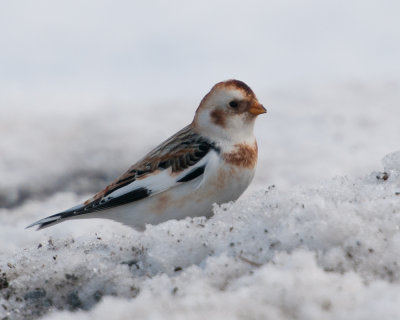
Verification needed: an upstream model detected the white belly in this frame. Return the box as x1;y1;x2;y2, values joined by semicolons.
98;158;255;230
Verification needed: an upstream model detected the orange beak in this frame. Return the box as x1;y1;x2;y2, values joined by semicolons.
249;102;267;116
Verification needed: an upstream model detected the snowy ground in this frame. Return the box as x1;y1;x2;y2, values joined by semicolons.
1;1;400;319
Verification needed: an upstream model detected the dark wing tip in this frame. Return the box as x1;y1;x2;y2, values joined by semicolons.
97;187;150;209
25;187;152;231
26;213;65;230
177;165;206;183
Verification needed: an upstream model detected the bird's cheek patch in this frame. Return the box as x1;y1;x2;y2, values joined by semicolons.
210;109;227;128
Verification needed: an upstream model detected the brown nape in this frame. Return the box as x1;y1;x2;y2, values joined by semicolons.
210;109;226;128
223;142;258;168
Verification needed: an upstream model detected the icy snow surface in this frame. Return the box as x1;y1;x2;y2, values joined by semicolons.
1;151;400;320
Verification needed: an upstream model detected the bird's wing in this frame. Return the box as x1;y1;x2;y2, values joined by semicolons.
27;126;221;229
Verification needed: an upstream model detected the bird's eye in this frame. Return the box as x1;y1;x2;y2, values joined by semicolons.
229;101;238;108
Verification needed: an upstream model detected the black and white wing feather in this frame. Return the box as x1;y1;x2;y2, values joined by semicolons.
27;126;220;229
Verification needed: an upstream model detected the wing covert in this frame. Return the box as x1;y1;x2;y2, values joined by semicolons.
71;126;220;215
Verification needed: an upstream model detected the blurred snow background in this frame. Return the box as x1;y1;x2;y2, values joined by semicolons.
1;0;400;319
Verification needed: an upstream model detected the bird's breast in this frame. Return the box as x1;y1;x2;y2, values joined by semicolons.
222;141;258;169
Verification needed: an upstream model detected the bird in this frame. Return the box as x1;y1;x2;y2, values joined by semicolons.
27;80;266;230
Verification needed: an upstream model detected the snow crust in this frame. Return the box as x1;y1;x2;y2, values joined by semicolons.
1;150;400;319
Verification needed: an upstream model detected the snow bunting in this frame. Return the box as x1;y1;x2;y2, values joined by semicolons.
27;80;266;230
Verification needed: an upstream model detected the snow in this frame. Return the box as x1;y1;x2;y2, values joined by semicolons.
1;0;400;319
1;152;400;320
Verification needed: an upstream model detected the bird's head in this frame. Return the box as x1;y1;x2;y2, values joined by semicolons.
192;80;266;142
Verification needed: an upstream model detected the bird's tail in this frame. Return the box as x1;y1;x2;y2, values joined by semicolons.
26;203;86;230
26;212;69;230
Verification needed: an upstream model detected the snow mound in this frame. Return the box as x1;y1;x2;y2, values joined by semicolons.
382;150;400;173
1;152;400;319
